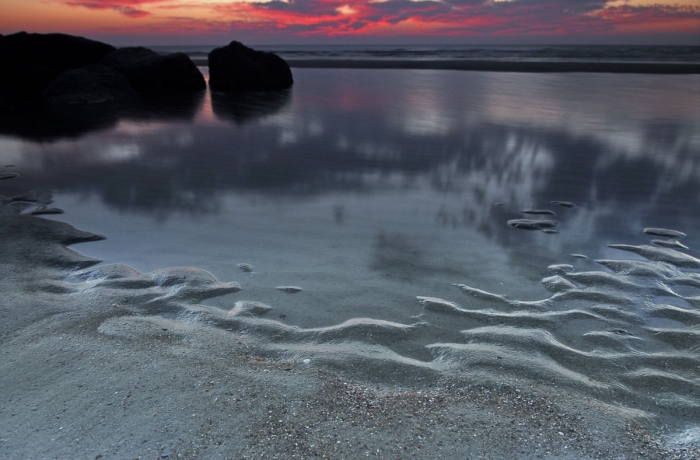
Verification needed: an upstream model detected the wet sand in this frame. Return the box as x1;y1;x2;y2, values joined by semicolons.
190;58;700;74
2;184;700;459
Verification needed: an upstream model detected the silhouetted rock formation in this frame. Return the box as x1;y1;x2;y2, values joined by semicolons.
0;31;115;73
208;41;293;91
0;32;205;109
0;32;115;107
102;47;205;94
43;64;136;106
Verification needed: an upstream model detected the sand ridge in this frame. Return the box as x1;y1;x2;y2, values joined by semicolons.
1;188;699;458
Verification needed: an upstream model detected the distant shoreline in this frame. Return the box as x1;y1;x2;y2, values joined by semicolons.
191;57;700;74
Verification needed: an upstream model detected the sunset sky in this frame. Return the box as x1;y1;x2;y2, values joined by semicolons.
1;0;699;46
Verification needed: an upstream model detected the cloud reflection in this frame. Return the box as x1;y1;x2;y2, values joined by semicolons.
1;69;699;256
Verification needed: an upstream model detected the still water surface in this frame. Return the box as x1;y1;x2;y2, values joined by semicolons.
2;69;699;426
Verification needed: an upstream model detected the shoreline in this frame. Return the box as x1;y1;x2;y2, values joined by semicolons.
2;180;700;457
191;58;700;74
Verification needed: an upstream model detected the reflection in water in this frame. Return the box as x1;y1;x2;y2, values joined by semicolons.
211;89;291;125
2;68;700;429
1;69;699;257
0;91;206;142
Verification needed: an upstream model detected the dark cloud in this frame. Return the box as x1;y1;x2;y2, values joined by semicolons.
62;0;700;42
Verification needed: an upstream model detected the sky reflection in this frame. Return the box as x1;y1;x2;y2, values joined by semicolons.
1;69;699;277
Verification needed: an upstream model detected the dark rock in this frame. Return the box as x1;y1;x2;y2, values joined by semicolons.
208;41;293;91
0;32;115;108
102;47;205;94
0;32;204;113
43;64;136;105
0;31;115;73
1;64;63;107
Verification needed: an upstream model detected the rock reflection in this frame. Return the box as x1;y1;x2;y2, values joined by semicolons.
1;71;699;257
211;89;291;125
0;90;205;141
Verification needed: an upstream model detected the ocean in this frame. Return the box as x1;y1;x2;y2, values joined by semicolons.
151;44;700;64
2;44;700;454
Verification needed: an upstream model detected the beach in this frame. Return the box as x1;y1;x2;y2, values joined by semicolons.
1;197;698;459
2;58;700;458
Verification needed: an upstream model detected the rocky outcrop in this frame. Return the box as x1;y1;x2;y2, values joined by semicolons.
43;64;136;106
0;31;115;73
0;32;116;107
208;41;293;91
102;47;205;94
0;32;205;109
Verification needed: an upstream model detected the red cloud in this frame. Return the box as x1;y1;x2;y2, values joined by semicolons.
61;0;700;40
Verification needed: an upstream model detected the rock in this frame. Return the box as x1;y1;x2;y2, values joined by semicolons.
0;31;115;73
1;65;62;106
43;64;136;105
102;47;205;94
208;41;293;91
0;32;115;107
0;33;206;110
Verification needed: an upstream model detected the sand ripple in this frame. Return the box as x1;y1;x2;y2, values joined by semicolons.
82;238;700;423
5;197;698;430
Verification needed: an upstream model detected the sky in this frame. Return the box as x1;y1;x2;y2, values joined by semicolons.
1;0;699;46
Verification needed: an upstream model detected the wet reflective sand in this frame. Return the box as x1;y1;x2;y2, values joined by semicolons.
1;69;699;456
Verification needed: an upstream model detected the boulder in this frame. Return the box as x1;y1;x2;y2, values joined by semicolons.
102;47;205;94
0;31;116;73
208;41;293;91
0;32;205;109
0;31;116;108
2;65;61;106
43;64;136;105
